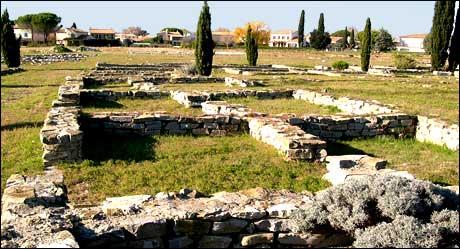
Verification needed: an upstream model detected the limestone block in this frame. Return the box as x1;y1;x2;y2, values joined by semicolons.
212;219;248;234
240;233;274;246
101;195;153;216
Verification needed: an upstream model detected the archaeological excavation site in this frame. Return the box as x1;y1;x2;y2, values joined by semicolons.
2;1;460;248
2;59;459;248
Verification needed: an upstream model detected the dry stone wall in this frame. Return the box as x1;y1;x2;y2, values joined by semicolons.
171;89;294;108
416;116;459;150
288;113;417;141
293;89;396;115
40;79;83;167
1;171;355;248
22;53;88;64
80;112;248;137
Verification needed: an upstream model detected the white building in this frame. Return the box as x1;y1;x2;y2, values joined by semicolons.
56;27;89;45
13;25;55;44
269;29;305;48
396;34;427;53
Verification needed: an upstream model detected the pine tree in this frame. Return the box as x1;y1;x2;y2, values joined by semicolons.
195;1;214;76
431;1;456;70
361;18;372;72
245;25;258;66
342;26;348;48
298;10;305;48
318;13;325;34
447;2;459;72
350;29;356;48
1;9;21;68
374;29;394;52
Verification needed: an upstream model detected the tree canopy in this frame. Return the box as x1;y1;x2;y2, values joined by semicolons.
123;26;149;36
233;21;270;45
30;12;61;43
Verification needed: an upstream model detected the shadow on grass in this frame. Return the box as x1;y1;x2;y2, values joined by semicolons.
81;99;124;109
82;133;157;163
1;121;44;131
326;141;376;157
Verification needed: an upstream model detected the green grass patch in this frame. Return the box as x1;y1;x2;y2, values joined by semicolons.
226;97;341;116
61;134;329;204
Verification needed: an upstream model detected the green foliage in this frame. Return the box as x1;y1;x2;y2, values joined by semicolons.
332;60;350;70
145;35;164;44
1;9;21;68
309;30;331;50
423;32;432;55
245;25;258;66
298;10;305;48
318;13;325;34
331;29;347;37
374;28;394;52
360;18;372;71
430;1;456;70
393;53;417;69
194;1;214;76
350;29;356;48
161;27;184;35
358;29;380;48
31;12;61;43
53;45;72;53
447;4;460;72
341;26;349;48
309;13;331;50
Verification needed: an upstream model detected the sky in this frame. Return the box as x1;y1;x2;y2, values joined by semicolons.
0;1;456;37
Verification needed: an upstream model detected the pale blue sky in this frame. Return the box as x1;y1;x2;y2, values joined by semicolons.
1;1;456;37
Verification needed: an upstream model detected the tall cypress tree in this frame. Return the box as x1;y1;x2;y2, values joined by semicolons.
342;26;348;48
361;18;372;72
350;29;356;48
1;9;21;68
447;2;459;72
318;13;325;34
245;25;258;66
195;1;214;76
431;1;456;70
298;10;305;48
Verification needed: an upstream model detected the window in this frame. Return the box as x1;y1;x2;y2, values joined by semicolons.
23;32;28;38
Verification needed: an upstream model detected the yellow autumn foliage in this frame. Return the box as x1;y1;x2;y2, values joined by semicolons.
233;21;271;45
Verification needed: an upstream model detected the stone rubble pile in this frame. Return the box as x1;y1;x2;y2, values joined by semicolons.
202;101;267;118
249;117;327;161
322;155;414;185
367;68;395;77
432;71;453;76
80;112;248;136
22;53;88;64
1;170;78;248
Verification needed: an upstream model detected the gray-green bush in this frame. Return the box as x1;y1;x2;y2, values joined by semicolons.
332;60;349;70
289;176;459;248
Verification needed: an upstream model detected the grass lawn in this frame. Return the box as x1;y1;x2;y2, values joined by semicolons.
61;134;329;204
226;97;341;116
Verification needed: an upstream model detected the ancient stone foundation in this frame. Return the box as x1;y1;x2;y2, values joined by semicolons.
80;112;248;137
22;53;88;64
416;116;459;151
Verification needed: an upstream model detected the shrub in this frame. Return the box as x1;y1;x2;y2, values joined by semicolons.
332;60;349;70
393;53;417;69
289;176;459;247
53;45;72;53
353;215;441;248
